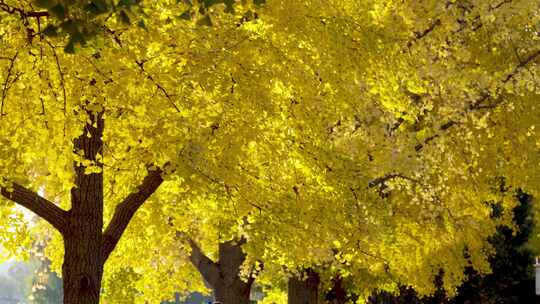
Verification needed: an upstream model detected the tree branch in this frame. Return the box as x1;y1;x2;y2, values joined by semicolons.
101;167;164;261
470;49;540;110
0;1;48;25
188;238;221;287
135;60;181;113
1;51;19;117
368;173;418;188
407;19;441;47
0;182;68;233
414;48;540;152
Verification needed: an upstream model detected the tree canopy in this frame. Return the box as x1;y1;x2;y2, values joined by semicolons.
0;0;538;303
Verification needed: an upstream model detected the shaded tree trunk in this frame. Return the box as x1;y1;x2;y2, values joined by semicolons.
325;276;347;304
62;236;103;304
288;269;320;304
189;238;254;304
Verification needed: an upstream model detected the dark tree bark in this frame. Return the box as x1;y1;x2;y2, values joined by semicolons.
1;108;165;304
62;110;105;304
0;183;68;233
101;166;165;262
189;238;254;304
288;269;320;304
325;276;347;304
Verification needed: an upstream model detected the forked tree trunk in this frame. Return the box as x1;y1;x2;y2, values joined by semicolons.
189;239;254;304
288;269;320;304
1;107;165;304
63;109;164;304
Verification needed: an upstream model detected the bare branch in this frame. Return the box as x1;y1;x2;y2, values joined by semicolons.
26;11;48;18
490;0;512;10
101;167;164;261
470;49;540;110
0;1;27;20
0;182;68;233
407;19;441;47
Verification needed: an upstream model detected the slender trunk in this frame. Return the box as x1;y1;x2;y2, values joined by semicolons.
288;269;320;304
189;239;254;304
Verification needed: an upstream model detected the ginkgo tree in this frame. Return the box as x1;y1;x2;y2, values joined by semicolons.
0;1;280;304
92;0;540;303
253;0;540;301
265;0;540;301
0;0;539;304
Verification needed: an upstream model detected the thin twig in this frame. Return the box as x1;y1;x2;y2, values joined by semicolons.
135;59;181;113
1;51;19;117
45;40;67;135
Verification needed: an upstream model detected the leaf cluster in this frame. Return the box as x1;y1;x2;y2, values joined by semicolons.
33;0;143;52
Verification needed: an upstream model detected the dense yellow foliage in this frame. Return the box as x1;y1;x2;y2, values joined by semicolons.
0;0;538;302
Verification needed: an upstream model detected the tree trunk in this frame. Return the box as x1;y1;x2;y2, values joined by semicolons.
189;239;254;304
288;269;320;304
0;105;165;304
61;108;164;303
213;282;251;304
62;236;103;304
62;110;105;304
325;276;347;304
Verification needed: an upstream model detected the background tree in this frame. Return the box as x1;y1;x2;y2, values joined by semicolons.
368;190;538;304
27;254;63;304
452;190;537;304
